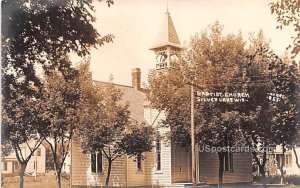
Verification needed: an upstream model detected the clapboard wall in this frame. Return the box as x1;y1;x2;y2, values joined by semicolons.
199;151;253;184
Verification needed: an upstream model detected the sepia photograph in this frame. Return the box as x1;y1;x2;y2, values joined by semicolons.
1;0;299;187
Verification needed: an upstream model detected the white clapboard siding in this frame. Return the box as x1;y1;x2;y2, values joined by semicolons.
144;107;172;187
71;139;127;187
126;154;147;186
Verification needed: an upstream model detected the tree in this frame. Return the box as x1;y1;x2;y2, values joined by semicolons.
148;22;298;184
1;121;13;188
1;0;114;114
79;83;155;187
1;1;114;187
1;0;114;95
41;62;86;188
241;105;277;178
239;31;278;178
148;22;250;184
268;56;300;183
2;87;48;188
44;143;55;172
1;124;13;158
270;0;300;59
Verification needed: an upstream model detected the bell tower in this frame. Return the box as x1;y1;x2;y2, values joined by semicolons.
149;7;183;71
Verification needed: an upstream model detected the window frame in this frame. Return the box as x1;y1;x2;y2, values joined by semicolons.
13;161;19;171
136;154;143;172
285;153;292;167
96;152;103;173
155;138;162;172
224;152;233;171
3;162;8;171
91;151;103;174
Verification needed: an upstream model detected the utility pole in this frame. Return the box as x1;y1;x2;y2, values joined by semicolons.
191;85;196;187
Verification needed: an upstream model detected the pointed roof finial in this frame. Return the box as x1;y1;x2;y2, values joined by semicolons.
166;0;169;14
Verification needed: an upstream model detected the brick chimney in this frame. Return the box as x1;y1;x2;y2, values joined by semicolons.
132;68;141;90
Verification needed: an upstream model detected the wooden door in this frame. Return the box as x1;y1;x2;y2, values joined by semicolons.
172;147;192;183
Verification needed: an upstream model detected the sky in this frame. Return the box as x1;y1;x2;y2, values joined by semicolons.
73;0;295;86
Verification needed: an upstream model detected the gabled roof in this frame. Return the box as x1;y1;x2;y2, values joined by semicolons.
94;81;147;124
150;10;182;50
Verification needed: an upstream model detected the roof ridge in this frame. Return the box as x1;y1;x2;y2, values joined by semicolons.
93;80;133;88
93;80;147;93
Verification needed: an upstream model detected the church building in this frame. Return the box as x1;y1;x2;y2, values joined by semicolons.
70;8;253;188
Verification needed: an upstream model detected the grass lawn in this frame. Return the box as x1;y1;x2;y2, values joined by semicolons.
2;174;70;188
4;181;70;188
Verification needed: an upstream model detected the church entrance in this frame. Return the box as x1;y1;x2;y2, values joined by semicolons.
171;146;192;183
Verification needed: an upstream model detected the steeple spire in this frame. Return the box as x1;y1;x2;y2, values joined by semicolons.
149;6;183;71
149;8;182;50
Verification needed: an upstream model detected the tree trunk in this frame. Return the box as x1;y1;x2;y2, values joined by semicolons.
292;145;300;169
258;164;266;178
252;148;267;177
106;159;113;188
54;156;62;188
57;171;62;188
217;152;225;186
260;150;267;178
19;163;27;188
280;144;286;184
